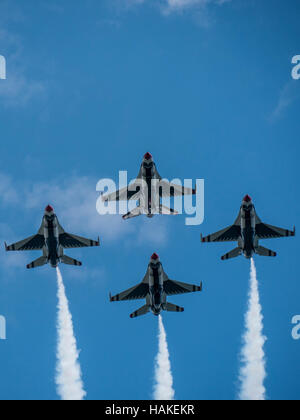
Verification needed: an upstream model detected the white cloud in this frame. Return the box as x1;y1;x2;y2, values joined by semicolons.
0;223;28;274
12;175;134;241
0;173;19;205
270;81;300;122
119;0;231;15
0;173;169;247
0;11;47;106
0;173;169;275
163;0;209;13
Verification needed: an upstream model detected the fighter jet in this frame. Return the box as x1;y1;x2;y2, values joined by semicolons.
101;153;196;220
5;205;100;269
110;253;202;318
201;195;295;260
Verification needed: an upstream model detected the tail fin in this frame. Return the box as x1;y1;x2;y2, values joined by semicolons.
27;256;48;269
164;302;184;313
60;255;82;266
159;205;178;215
130;305;150;319
221;247;242;261
256;246;277;257
123;207;141;220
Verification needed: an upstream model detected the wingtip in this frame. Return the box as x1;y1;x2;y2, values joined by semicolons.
109;293;113;302
293;226;296;236
4;242;8;252
200;282;203;292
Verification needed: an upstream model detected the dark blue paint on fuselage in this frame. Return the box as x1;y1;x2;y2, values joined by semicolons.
241;205;255;259
149;264;163;316
46;217;59;268
143;162;155;218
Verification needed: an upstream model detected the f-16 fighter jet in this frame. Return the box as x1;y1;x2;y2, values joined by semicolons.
101;153;196;220
110;253;202;318
5;205;100;269
201;195;295;260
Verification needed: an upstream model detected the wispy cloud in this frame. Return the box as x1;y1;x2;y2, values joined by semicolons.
0;5;47;107
0;223;28;275
269;81;300;122
0;173;169;249
162;0;231;14
115;0;231;16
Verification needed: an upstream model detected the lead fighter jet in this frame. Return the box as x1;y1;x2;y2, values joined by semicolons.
110;253;202;318
102;153;196;220
5;205;100;269
201;195;295;260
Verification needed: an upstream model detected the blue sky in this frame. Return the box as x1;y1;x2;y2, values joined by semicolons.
0;0;299;400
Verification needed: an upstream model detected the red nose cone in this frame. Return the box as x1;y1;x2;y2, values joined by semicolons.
45;205;54;213
144;152;153;161
243;195;252;203
151;253;159;261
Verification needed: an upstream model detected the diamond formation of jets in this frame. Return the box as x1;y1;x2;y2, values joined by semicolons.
110;253;202;318
201;195;295;260
102;153;196;220
5;205;100;269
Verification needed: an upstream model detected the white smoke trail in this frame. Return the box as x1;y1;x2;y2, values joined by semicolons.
154;315;175;400
55;267;86;401
239;258;267;400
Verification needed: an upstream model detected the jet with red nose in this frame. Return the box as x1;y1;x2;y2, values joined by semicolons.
101;153;196;220
110;253;202;318
201;195;295;260
5;205;100;269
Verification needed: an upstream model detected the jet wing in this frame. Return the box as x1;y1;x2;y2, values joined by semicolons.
5;234;45;251
159;180;196;197
164;279;202;296
202;213;241;243
110;283;149;302
201;225;241;243
5;222;45;251
255;223;295;240
101;183;142;202
59;233;100;249
110;271;149;301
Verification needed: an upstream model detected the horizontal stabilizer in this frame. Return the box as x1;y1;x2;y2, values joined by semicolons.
130;305;150;319
221;247;242;261
27;256;48;269
164;302;184;313
256;246;277;257
60;255;82;266
123;207;141;220
159;205;178;215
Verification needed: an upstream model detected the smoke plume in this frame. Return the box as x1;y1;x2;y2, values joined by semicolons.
55;267;86;401
239;258;267;400
154;315;175;400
